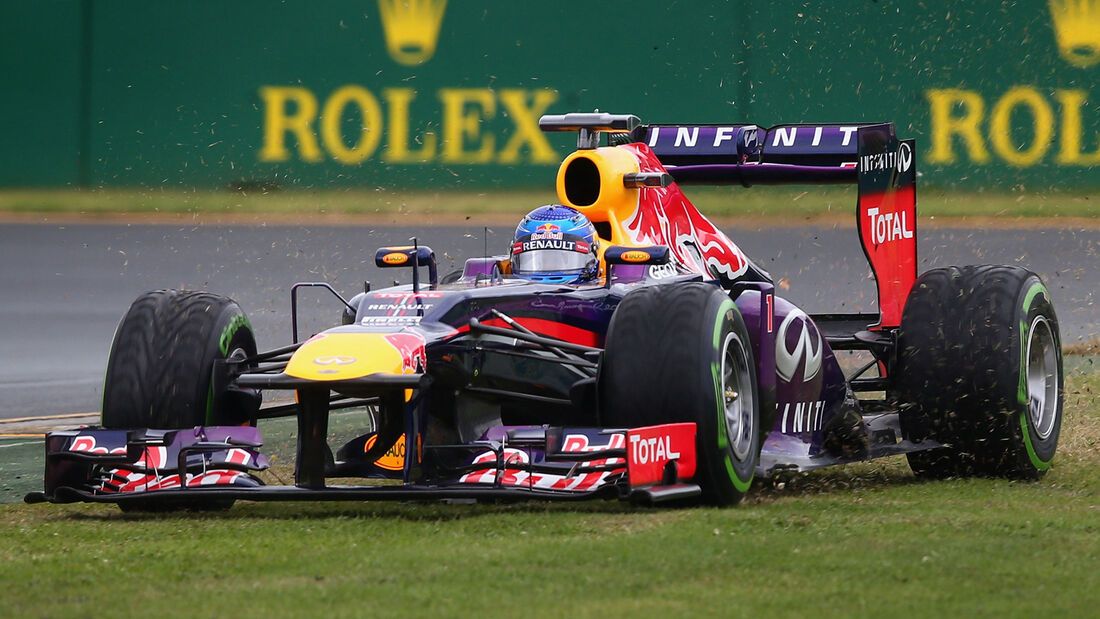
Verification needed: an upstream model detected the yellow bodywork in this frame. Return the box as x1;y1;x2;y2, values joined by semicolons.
555;146;642;246
285;332;413;381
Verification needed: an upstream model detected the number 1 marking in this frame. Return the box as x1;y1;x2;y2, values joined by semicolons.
765;293;774;333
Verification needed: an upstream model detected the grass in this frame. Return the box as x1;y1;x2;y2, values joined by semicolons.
0;182;1095;613
1;187;1098;222
0;363;1096;616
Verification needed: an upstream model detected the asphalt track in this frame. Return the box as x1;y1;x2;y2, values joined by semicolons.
1;220;1097;422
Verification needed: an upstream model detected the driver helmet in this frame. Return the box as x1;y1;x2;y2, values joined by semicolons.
510;205;600;284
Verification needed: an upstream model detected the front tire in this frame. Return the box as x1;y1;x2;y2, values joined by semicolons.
102;289;260;429
894;266;1063;479
599;283;759;506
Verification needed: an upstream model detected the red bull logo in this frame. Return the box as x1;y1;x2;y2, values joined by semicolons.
530;222;563;240
383;332;427;373
69;435;126;455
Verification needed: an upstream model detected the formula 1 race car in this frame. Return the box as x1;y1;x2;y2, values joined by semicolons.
27;113;1064;510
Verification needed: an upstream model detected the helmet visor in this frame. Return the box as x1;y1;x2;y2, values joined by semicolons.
512;248;593;274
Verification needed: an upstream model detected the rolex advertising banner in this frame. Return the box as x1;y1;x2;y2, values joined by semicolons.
1;1;1097;190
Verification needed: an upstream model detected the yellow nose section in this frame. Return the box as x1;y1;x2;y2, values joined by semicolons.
285;332;426;381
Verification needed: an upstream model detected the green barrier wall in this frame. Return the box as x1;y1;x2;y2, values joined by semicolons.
2;1;1097;189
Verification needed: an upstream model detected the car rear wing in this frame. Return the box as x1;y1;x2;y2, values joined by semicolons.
654;121;918;328
633;122;902;185
541;114;882;184
540;113;917;329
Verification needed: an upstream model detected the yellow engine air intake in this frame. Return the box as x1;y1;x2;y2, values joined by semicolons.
285;332;423;381
555;146;642;246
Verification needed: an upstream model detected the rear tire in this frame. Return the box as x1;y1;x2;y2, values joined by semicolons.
894;266;1062;479
599;283;759;506
102;290;260;429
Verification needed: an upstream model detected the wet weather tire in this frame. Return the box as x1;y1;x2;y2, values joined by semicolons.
599;283;759;506
894;266;1062;479
102;289;260;429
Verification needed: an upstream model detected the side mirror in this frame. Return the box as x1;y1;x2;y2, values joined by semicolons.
374;245;437;291
603;245;671;267
603;245;671;288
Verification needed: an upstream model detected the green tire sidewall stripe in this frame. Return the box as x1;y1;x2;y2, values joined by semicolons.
712;297;752;493
207;310;251;425
219;312;252;356
1020;406;1052;471
1018;281;1053;471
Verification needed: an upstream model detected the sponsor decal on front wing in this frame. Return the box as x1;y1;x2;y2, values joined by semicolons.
99;446;253;493
459;432;626;491
625;423;696;487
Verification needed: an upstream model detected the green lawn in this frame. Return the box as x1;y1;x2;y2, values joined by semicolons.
0;184;1095;614
1;187;1097;222
1;362;1096;616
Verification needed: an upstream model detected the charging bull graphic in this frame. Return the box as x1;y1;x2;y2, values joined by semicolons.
621;143;750;282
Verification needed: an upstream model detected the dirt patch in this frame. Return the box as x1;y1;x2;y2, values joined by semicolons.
1065;339;1100;357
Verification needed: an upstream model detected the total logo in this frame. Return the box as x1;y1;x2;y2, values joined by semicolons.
776;309;822;384
629;433;680;465
866;206;914;246
374;292;444;299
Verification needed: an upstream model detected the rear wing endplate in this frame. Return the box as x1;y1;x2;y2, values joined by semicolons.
855;127;917;329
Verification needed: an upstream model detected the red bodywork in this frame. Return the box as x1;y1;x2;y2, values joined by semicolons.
621;143;751;282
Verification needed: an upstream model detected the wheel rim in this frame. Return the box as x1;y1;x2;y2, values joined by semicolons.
721;332;755;461
1025;315;1059;440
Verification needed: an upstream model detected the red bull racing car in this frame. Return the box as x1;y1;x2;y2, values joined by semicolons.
26;113;1063;510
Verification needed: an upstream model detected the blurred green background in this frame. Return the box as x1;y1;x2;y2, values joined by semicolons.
2;1;1098;192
